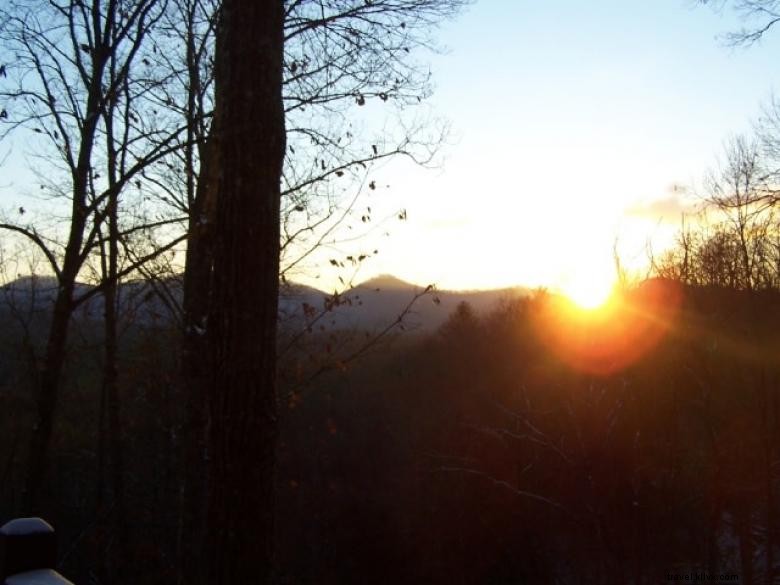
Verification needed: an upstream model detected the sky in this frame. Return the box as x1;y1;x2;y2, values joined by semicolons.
307;0;780;293
3;1;780;295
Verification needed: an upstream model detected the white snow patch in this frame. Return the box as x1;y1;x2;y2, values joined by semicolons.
4;569;73;585
0;518;53;536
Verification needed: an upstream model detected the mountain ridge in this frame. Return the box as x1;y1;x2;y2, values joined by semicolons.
1;274;532;332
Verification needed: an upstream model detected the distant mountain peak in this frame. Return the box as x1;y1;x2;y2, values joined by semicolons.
357;274;419;290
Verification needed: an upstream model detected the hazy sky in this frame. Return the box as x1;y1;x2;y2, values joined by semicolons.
313;0;780;292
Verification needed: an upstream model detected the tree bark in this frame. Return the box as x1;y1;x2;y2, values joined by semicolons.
178;123;219;585
205;1;285;583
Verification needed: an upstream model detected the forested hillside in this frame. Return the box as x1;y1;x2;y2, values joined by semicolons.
2;278;777;583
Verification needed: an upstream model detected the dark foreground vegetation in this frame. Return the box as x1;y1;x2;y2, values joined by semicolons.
2;276;779;584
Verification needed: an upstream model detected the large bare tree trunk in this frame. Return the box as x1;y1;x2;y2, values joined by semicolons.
205;1;285;582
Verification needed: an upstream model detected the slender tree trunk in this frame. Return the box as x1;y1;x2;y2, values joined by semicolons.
96;344;108;582
177;6;216;581
95;219;111;583
24;268;79;512
22;15;109;511
205;0;285;582
103;193;128;571
23;174;95;511
179;129;219;585
101;52;130;565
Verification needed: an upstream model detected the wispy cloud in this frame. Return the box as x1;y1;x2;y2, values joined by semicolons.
625;188;700;223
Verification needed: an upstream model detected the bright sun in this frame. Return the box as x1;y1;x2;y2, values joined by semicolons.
560;272;615;310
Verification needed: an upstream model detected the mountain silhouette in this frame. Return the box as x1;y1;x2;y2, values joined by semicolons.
1;274;530;333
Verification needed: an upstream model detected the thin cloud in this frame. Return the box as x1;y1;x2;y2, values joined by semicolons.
625;189;700;223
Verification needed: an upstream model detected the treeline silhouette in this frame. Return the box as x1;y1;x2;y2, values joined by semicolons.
3;272;778;583
275;282;780;584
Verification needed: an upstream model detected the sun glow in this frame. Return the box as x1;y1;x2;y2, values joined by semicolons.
563;278;614;310
534;278;683;376
558;268;616;311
